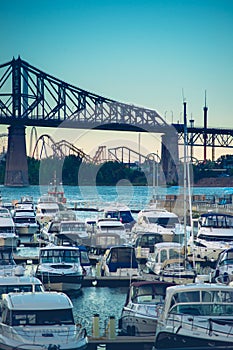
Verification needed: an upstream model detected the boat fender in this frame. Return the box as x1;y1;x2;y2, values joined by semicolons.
48;345;60;350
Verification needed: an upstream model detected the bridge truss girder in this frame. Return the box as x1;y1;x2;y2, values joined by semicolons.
0;57;168;132
175;125;233;149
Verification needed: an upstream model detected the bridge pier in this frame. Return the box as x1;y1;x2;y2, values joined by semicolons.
161;131;179;185
4;124;29;187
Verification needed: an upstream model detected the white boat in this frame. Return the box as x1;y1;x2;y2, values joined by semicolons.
145;242;196;284
57;220;90;246
190;212;233;261
132;204;182;243
36;195;60;225
0;291;88;350
100;244;139;276
211;247;233;283
12;206;39;244
118;280;175;336
35;245;84;292
102;203;136;231
153;283;233;349
47;172;67;208
92;218;128;251
0;207;19;249
0;266;44;305
0;249;20;276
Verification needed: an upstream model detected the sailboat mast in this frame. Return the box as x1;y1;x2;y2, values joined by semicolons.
183;101;188;262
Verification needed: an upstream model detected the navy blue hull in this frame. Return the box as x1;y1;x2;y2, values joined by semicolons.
155;331;233;350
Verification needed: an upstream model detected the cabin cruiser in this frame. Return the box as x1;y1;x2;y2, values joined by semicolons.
103;203;136;231
133;232;163;264
0;291;88;350
190;212;233;262
211;247;233;283
0;207;19;249
0;248;21;276
132;204;183;243
35;245;84;292
92;218;128;251
12;205;39;244
153;283;233;349
0;266;44;306
57;220;90;246
36;195;60;225
145;242;196;284
119;280;175;336
100;245;138;276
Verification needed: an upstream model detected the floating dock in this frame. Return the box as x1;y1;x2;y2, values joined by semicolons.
87;336;154;350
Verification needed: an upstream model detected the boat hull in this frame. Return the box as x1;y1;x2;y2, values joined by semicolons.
36;272;83;292
155;331;233;349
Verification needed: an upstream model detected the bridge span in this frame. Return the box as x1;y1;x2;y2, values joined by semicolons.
0;56;232;186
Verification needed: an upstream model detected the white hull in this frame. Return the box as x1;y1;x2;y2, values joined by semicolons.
0;324;88;350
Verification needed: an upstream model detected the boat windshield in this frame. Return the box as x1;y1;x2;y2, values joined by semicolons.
0;284;43;297
60;223;85;232
169;289;233;316
200;214;233;228
40;249;80;263
10;309;74;326
132;284;165;304
147;217;179;227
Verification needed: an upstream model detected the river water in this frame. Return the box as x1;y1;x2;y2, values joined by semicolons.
2;184;233;337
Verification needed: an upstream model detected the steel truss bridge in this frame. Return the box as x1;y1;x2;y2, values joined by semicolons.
0;56;233;148
0;56;232;186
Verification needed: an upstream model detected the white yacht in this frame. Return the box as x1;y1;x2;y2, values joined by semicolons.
92;218;128;250
0;266;44;305
0;249;20;276
36;195;60;225
12;205;39;244
35;245;84;292
132;204;182;243
102;203;136;231
0;291;88;350
146;242;196;284
154;283;233;350
191;212;233;261
0;207;19;249
118;280;174;337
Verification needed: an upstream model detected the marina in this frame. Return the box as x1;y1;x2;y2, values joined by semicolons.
1;185;233;349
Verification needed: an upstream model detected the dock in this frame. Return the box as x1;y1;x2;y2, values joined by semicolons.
87;336;154;350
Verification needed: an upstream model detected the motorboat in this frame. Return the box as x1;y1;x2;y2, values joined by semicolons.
102;203;136;231
51;234;93;276
211;247;233;283
190;212;233;262
0;291;88;350
12;205;39;244
100;244;138;276
118;280;175;336
92;218;128;252
35;245;84;292
36;195;60;225
0;248;20;276
145;242;196;284
57;220;90;246
133;232;163;264
0;207;19;249
47;172;67;208
132;204;182;243
0;266;44;305
153;283;233;349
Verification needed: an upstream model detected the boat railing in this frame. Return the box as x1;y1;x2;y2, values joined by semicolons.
1;324;84;344
167;309;233;338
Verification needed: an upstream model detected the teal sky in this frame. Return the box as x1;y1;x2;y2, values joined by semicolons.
1;0;233;160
